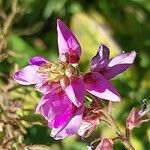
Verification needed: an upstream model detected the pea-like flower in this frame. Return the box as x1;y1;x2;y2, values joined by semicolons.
83;44;136;101
13;19;136;139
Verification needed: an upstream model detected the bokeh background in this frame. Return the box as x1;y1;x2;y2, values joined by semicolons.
0;0;150;149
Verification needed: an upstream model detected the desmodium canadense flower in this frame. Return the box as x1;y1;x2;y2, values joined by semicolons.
83;44;136;101
14;19;136;139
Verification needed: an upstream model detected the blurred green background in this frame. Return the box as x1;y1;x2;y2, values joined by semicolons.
0;0;150;149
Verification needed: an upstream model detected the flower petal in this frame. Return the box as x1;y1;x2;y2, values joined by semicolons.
57;19;81;63
78;118;99;138
13;65;44;85
35;82;60;94
96;138;113;150
83;72;121;101
29;56;48;66
65;77;86;107
102;51;136;79
91;44;110;71
78;109;100;138
50;106;83;140
36;90;74;128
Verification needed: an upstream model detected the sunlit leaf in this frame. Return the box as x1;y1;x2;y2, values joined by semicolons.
71;12;121;64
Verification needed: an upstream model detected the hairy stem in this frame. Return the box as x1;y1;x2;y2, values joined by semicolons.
102;110;135;150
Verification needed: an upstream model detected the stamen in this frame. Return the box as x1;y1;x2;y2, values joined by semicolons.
38;60;79;83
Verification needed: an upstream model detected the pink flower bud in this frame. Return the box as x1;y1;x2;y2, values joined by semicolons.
126;107;149;130
96;138;113;150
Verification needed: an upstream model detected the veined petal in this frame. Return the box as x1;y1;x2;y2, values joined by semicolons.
36;90;74;128
29;56;48;66
13;65;44;85
103;51;136;79
50;106;83;140
91;44;110;71
57;19;81;63
65;77;86;107
83;72;121;101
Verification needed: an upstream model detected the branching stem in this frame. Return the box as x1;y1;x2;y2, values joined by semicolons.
2;0;20;36
102;110;135;150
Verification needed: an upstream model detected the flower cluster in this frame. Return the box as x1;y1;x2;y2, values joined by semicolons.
14;19;137;140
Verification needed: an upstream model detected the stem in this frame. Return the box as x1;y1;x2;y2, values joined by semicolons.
102;110;135;150
123;140;135;150
0;0;20;53
2;0;20;35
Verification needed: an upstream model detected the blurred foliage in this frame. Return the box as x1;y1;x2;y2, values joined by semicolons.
0;0;150;149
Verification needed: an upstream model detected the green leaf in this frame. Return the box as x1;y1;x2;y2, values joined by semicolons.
7;33;36;66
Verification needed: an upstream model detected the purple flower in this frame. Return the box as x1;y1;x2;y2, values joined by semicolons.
13;19;136;139
14;19;85;139
83;44;136;101
91;44;136;80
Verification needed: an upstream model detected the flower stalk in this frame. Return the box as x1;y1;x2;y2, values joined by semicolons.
102;108;135;150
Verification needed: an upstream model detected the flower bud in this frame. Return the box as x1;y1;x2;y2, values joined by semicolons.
126;107;149;130
96;138;113;150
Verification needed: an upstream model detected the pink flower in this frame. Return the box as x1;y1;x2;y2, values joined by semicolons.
96;138;113;150
13;19;136;139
